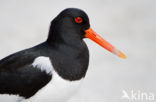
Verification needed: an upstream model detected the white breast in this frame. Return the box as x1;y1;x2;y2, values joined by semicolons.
23;56;83;102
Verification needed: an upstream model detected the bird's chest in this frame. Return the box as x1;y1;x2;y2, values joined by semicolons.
25;71;83;102
51;48;89;80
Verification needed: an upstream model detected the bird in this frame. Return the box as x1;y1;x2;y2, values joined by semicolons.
0;8;126;102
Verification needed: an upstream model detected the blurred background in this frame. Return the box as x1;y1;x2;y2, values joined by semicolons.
0;0;156;102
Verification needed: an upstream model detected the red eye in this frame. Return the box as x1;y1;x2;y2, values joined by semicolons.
75;17;83;23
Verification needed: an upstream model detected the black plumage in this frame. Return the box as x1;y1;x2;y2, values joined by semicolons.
0;8;90;98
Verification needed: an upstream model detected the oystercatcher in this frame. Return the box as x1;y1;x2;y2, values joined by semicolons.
0;8;126;102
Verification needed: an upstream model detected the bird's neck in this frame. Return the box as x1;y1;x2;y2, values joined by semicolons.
45;39;89;81
47;32;82;46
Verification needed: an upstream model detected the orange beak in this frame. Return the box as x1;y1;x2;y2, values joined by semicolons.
85;28;126;59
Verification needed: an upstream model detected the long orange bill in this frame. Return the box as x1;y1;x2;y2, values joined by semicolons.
85;28;126;59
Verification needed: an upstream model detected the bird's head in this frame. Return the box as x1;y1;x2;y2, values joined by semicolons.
47;8;126;59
